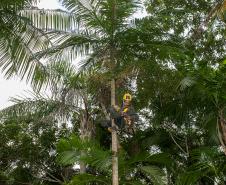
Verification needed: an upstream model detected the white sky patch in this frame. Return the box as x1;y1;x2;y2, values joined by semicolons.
0;74;32;109
36;0;62;9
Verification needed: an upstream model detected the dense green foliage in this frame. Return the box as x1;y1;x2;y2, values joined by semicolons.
0;0;226;184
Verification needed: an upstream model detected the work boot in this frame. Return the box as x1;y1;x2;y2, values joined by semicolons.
107;126;117;133
108;127;112;133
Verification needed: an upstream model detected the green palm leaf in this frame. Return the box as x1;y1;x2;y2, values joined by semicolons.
20;8;73;31
141;165;167;185
34;31;100;63
176;147;226;185
0;61;85;121
60;0;141;31
68;173;110;185
0;3;50;82
178;77;196;91
57;135;112;174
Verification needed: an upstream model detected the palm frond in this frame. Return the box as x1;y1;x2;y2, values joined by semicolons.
31;60;85;107
0;91;79;122
0;0;37;10
76;43;111;74
176;171;207;185
178;77;196;91
0;60;88;123
20;6;102;65
0;9;50;82
59;0;108;33
41;60;78;91
60;0;141;33
20;8;74;32
141;165;167;185
126;152;173;168
120;180;143;185
176;147;226;185
68;173;110;185
57;135;112;174
33;31;101;64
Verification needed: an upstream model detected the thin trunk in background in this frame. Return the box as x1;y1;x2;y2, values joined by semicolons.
79;94;94;173
80;114;87;174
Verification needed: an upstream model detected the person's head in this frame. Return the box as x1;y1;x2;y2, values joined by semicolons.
123;93;132;106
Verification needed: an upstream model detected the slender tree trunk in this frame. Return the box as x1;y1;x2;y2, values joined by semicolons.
111;78;119;185
80;150;86;173
218;110;226;155
80;115;87;174
79;93;94;174
111;0;118;183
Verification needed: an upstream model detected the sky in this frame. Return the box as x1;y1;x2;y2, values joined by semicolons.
0;0;62;109
36;0;62;9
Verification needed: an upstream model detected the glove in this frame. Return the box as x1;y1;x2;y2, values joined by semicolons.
113;105;120;112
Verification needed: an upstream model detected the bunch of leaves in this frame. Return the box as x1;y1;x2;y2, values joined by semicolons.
0;111;71;185
0;0;52;83
57;133;175;185
176;147;226;185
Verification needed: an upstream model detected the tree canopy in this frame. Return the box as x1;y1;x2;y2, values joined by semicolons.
0;0;226;185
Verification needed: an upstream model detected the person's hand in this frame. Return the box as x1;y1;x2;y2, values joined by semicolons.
113;105;120;112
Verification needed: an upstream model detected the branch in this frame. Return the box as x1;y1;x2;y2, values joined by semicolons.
33;164;64;184
217;117;226;155
169;131;188;156
192;1;224;39
33;175;63;184
46;171;64;184
100;102;110;120
185;137;189;156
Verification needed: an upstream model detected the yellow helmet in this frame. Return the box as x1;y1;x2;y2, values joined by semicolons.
123;93;132;101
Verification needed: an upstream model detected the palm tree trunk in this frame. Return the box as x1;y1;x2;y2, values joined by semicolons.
80;115;87;174
218;109;226;155
80;150;86;174
111;78;119;185
79;93;95;173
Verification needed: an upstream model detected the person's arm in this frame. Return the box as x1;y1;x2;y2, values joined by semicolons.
127;106;139;122
108;105;121;119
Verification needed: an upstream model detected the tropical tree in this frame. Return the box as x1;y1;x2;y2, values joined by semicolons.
138;0;226;150
0;98;71;185
0;60;98;184
1;0;226;184
24;1;146;184
129;0;226;183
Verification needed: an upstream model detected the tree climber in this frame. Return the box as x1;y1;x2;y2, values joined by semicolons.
107;93;139;133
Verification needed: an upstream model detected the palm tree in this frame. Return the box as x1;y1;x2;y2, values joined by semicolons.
24;1;142;184
0;60;96;176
